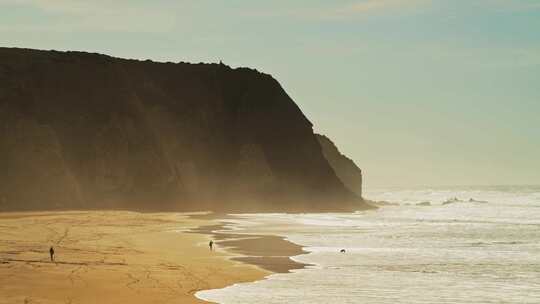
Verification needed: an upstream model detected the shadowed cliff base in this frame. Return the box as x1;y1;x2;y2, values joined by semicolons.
0;47;370;212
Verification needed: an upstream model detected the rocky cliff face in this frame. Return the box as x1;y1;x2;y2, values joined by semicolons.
316;134;363;198
0;48;367;212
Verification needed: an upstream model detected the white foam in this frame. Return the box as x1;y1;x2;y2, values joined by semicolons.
196;186;540;304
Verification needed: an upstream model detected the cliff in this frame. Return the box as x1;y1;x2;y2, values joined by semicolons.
0;47;368;212
316;134;363;198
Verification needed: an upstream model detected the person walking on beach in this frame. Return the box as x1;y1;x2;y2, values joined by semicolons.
49;246;55;262
209;240;214;251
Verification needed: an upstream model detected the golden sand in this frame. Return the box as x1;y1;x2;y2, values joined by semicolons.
0;211;273;304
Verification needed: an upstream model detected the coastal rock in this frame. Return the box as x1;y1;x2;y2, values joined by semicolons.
364;200;399;207
442;197;461;205
0;47;368;212
468;198;488;204
316;134;363;197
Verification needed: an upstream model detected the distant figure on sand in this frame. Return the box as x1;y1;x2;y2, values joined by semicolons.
340;249;346;253
49;246;55;262
209;240;214;251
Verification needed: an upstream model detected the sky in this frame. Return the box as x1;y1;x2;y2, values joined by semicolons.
1;0;539;188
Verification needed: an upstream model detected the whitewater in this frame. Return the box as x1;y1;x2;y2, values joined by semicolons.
197;186;540;303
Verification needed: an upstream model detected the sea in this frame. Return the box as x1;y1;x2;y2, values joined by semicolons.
196;185;540;303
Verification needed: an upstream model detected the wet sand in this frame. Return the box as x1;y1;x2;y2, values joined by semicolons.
192;222;310;273
0;211;272;304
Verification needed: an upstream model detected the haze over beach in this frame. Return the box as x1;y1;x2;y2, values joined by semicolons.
1;1;539;304
2;0;539;188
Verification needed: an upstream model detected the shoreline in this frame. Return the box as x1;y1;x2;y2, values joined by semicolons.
189;214;313;303
190;217;311;274
0;211;273;304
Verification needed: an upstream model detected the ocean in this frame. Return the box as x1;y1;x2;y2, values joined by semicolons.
196;186;540;303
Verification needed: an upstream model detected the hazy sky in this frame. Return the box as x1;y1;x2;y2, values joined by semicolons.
1;0;539;188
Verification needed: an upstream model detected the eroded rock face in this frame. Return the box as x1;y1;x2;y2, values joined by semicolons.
316;134;363;198
0;48;367;212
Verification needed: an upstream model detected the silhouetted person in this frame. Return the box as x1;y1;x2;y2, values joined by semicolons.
49;246;55;262
209;240;214;251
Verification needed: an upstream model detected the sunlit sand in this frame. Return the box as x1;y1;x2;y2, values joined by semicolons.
0;211;271;304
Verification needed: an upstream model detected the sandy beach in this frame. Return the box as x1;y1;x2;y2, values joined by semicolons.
0;211;304;304
192;220;310;274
